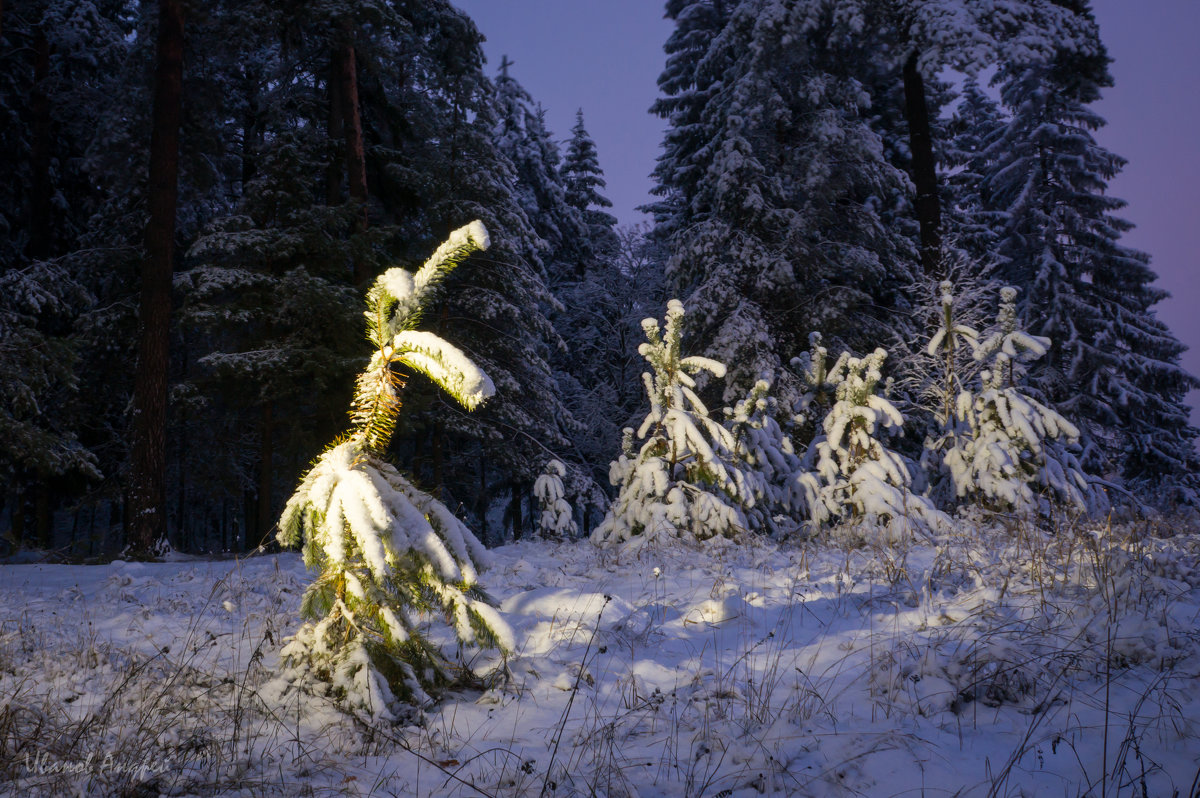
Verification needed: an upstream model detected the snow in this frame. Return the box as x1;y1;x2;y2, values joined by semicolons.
4;522;1200;796
391;330;496;411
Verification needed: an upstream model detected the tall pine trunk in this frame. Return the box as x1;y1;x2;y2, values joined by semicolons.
256;402;274;548
335;24;369;284
28;26;51;258
902;51;942;280
128;0;185;558
8;485;23;547
325;55;344;205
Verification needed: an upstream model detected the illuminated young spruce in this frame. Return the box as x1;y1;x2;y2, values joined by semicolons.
276;222;512;718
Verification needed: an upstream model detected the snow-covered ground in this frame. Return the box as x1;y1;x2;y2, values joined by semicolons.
2;520;1199;797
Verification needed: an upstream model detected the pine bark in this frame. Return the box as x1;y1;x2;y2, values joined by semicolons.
325;53;344;205
256;402;274;547
902;50;943;280
9;485;23;546
128;0;185;558
335;25;369;284
27;26;51;258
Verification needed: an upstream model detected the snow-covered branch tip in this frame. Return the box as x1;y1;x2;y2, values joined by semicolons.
366;221;492;348
356;221;494;452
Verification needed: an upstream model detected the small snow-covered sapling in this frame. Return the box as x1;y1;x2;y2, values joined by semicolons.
276;222;513;719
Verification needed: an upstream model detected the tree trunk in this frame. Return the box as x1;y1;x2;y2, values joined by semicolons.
35;482;51;550
256;402;274;548
510;482;522;542
902;50;943;280
9;484;23;547
325;56;344;205
431;422;444;499
128;0;185;559
241;65;260;192
27;26;51;259
335;25;369;284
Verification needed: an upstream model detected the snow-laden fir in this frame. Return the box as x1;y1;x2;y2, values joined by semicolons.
592;299;750;547
533;460;578;541
275;223;510;718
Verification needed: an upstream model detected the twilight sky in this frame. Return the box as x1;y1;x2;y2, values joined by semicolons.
452;0;1200;414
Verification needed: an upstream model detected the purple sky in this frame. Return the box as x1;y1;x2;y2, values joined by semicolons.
453;0;1200;415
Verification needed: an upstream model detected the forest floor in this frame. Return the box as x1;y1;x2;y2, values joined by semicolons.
2;516;1200;797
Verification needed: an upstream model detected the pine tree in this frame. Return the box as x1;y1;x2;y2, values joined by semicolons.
543;106;636;510
592;300;748;547
533;460;577;540
0;0;130;547
940;287;1094;514
0;265;100;546
277;222;511;718
561;109;619;261
798;343;948;536
644;0;735;240
943;77;1006;265
980;13;1199;505
493;56;588;283
651;0;915;408
127;0;186;558
723;379;806;538
913;278;986;507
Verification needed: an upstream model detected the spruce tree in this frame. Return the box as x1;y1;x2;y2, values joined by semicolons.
651;0;915;407
0;0;129;546
644;0;735;240
561;108;620;261
533;460;577;540
593;300;748;547
980;13;1199;505
938;286;1094;514
493;56;588;283
798;343;948;537
277;222;511;718
724;379;806;538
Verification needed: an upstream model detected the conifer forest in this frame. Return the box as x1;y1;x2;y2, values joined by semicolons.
3;2;1200;796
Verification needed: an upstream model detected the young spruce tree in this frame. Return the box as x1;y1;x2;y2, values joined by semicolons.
276;222;512;718
592;300;747;547
941;287;1095;515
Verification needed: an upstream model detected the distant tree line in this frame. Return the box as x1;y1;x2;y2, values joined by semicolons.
0;0;647;558
0;0;1194;559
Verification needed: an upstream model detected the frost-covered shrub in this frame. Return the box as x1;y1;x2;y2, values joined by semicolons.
799;346;948;536
533;459;577;540
724;379;806;537
276;222;513;719
791;331;847;446
940;286;1095;514
919;280;982;507
592;299;747;547
925;280;981;429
